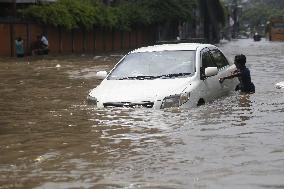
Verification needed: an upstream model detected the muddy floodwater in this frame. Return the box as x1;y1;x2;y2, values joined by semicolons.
0;39;284;189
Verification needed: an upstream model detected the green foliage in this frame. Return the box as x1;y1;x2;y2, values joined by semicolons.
60;0;97;29
21;0;99;30
241;4;284;27
113;0;196;30
142;0;197;23
20;0;197;30
198;0;226;25
247;0;284;9
220;1;229;24
95;5;118;28
111;3;137;31
113;0;156;30
21;3;76;29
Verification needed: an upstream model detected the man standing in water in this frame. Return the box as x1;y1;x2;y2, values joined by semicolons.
15;37;24;58
219;54;255;93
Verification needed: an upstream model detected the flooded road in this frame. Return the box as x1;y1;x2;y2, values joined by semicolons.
0;39;284;189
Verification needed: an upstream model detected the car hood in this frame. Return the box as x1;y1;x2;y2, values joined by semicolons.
89;78;192;103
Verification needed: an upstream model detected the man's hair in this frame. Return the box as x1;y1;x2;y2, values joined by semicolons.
234;54;246;66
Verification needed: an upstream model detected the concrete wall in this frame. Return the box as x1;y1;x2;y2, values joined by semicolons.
0;23;157;57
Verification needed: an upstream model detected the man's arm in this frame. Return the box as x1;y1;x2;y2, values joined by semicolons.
219;71;241;83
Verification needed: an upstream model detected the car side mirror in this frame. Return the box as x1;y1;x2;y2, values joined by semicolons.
205;67;218;77
96;71;108;80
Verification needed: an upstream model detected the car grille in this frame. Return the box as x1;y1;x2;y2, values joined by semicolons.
103;101;154;108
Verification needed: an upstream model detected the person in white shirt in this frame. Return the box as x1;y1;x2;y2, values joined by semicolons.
40;34;48;48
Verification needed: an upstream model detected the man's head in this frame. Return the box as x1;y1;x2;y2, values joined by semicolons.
234;54;246;68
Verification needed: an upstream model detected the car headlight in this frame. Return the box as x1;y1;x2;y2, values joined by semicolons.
160;92;190;109
86;95;97;105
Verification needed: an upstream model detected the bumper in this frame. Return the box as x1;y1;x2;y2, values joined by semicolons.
90;99;163;109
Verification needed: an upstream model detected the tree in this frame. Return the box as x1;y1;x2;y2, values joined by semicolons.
198;0;226;42
240;1;284;30
21;0;124;30
137;0;197;40
20;0;197;35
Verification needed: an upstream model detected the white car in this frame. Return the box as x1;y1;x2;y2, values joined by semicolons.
87;43;238;109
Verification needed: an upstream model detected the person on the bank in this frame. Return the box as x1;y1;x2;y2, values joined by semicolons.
15;37;24;58
40;34;48;49
32;34;49;55
219;54;255;93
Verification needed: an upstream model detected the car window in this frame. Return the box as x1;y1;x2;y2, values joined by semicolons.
108;50;196;80
201;51;216;68
210;49;229;69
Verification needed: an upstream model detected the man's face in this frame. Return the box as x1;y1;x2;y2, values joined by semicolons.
235;62;241;69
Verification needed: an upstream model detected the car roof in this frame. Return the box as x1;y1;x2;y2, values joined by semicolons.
132;43;215;53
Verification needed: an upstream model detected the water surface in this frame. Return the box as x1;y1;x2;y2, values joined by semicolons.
0;39;284;189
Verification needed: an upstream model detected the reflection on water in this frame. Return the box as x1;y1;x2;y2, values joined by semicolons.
0;40;284;189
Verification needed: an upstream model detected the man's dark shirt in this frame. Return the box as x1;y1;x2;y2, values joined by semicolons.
236;68;255;93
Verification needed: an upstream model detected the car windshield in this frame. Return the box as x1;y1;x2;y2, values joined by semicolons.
107;50;196;80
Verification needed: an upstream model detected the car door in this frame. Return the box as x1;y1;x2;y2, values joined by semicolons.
199;48;222;101
209;48;234;94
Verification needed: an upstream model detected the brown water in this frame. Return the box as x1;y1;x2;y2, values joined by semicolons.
0;39;284;189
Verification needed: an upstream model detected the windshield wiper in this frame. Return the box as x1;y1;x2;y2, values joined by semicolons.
118;75;159;80
158;72;191;78
117;73;191;80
